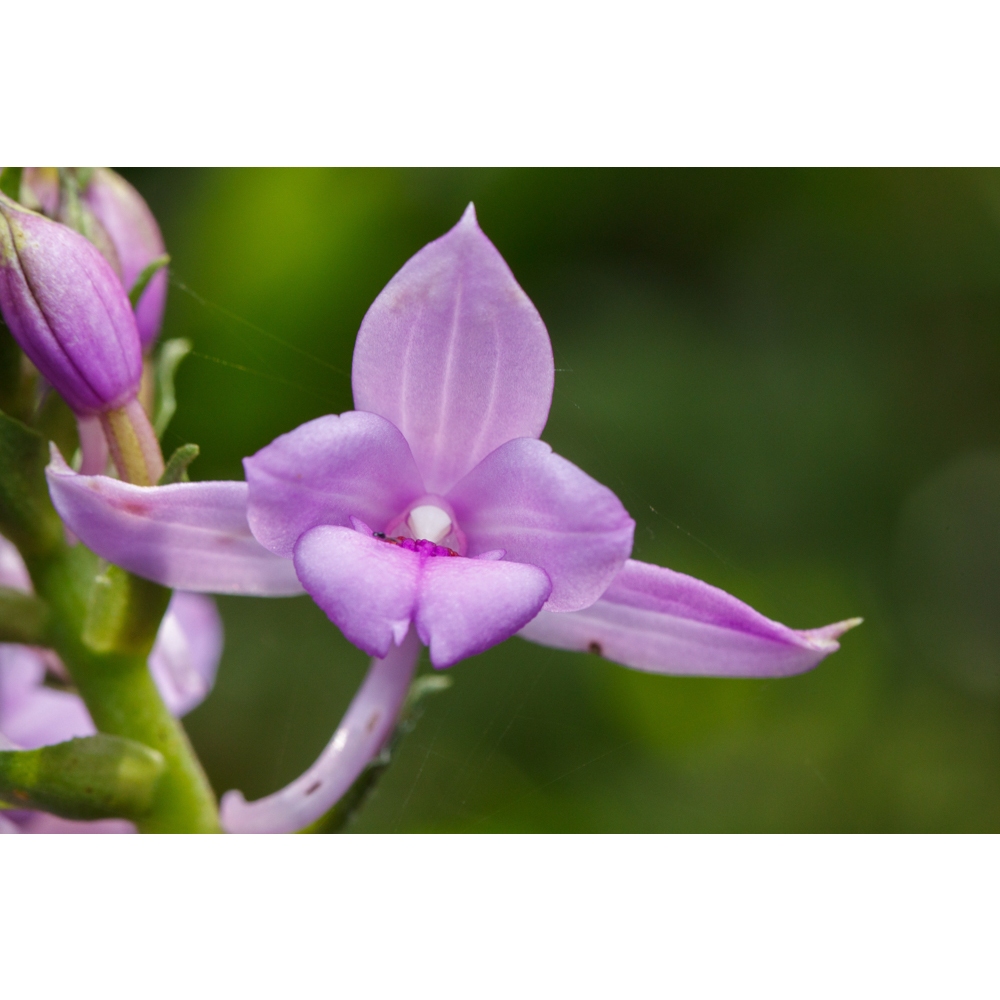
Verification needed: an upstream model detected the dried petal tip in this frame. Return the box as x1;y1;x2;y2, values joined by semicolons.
0;193;142;416
459;202;478;226
799;616;864;649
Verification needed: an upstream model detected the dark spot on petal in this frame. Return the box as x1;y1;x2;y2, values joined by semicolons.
374;532;386;539
588;641;603;656
366;711;380;733
305;781;322;795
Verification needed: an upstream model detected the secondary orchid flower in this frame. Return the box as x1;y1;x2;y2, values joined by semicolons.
46;205;859;833
0;534;223;833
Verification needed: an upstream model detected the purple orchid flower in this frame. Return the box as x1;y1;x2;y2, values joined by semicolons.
0;534;223;833
45;205;859;833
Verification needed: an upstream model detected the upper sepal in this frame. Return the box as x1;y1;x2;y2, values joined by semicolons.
352;204;555;495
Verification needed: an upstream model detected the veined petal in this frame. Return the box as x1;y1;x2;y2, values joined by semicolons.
148;593;224;716
447;438;634;613
244;411;425;558
518;559;862;677
46;447;303;595
352;204;555;495
220;627;421;834
294;526;551;668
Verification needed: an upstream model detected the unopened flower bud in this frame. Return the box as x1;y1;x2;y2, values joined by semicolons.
0;192;142;416
81;168;168;350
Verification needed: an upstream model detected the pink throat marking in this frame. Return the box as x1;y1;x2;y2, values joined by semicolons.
372;533;458;557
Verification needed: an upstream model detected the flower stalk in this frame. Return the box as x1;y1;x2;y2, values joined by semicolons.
0;409;217;831
100;398;165;485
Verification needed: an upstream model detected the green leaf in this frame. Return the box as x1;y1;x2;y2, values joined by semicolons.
0;734;165;821
0;167;22;201
129;254;170;309
0;587;49;644
158;443;200;485
0;410;64;560
154;338;192;438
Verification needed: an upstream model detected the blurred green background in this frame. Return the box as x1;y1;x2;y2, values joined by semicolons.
124;168;1000;832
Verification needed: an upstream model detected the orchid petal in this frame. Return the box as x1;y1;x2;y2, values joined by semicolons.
294;526;551;668
0;533;32;592
148;593;224;716
447;437;635;613
415;553;551;668
244;411;425;558
352;204;555;495
46;447;303;595
294;526;420;659
220;627;421;833
0;645;95;748
518;559;862;677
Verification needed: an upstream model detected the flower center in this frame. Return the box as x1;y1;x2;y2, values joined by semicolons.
371;534;458;557
406;504;452;543
372;500;465;556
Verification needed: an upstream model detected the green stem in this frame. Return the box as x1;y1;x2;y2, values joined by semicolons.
29;546;219;833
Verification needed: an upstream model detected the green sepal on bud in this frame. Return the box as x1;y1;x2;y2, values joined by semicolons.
0;734;165;821
0;410;64;560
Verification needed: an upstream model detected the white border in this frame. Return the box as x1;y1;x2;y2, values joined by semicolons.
8;2;1000;164
2;834;996;997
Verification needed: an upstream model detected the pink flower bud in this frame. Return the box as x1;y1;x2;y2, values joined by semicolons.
81;169;168;350
0;193;142;416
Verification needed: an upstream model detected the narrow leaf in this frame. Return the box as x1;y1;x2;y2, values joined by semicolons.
129;254;171;309
154;338;191;438
0;410;64;559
